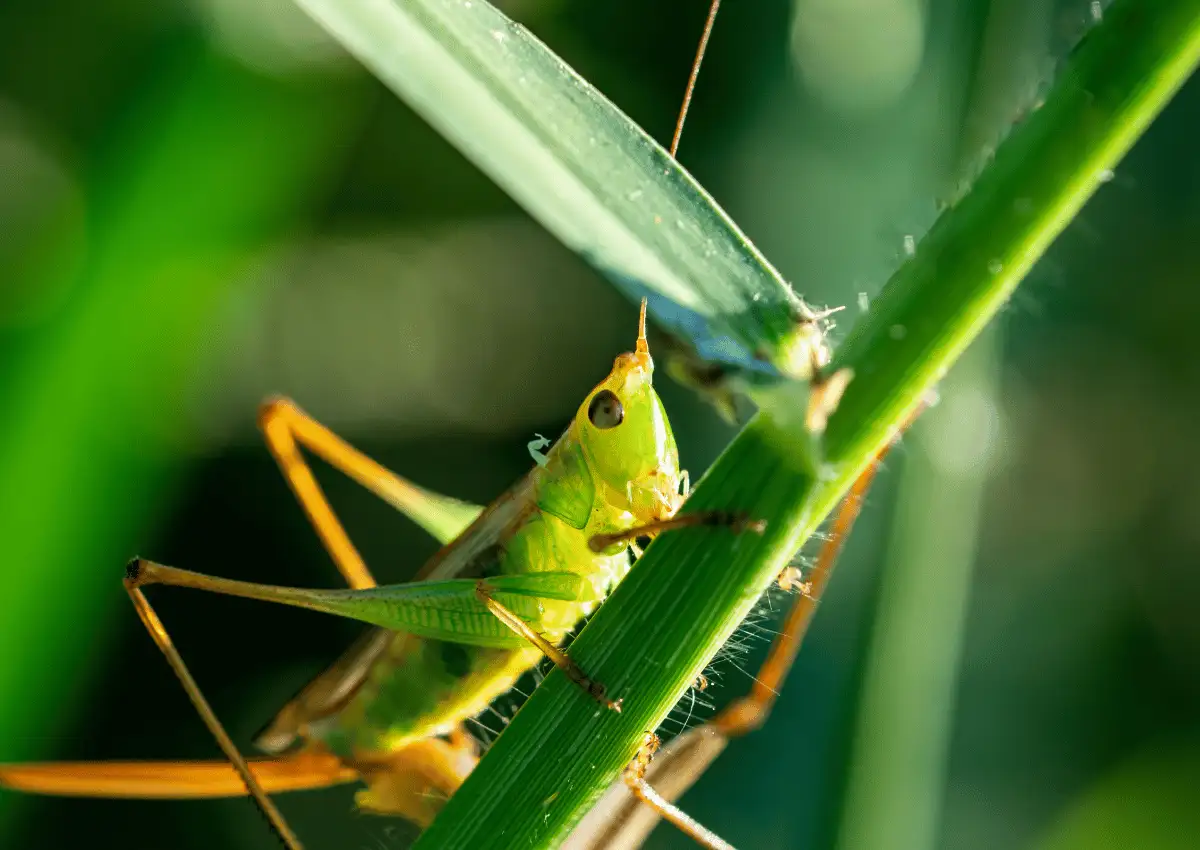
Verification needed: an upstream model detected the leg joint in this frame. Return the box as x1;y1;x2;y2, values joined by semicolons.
256;395;299;434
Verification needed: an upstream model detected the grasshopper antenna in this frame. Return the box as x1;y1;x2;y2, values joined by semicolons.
636;297;650;356
670;0;722;157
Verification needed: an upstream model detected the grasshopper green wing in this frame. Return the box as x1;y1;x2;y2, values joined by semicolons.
256;468;544;752
246;572;600;648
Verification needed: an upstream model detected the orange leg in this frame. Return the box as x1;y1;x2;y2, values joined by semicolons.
256;396;381;591
0;752;357;799
88;401;429;847
111;400;485;843
1;400;484;848
710;461;881;740
113;396;495;844
709;401;927;740
255;397;483;769
257;396;483;588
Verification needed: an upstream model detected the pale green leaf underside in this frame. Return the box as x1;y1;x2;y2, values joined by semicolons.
291;0;812;379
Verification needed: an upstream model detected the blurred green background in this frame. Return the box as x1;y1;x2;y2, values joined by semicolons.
1;0;1197;848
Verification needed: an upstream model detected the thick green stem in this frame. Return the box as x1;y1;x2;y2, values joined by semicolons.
412;2;1200;848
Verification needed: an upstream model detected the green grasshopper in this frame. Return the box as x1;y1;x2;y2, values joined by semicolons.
0;308;879;850
0;3;868;847
0;301;776;850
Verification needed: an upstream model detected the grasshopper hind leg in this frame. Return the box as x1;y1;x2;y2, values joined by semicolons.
257;396;484;589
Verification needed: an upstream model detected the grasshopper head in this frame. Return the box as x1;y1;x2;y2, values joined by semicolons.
575;300;683;524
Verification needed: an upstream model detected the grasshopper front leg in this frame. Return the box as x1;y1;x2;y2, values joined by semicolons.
587;511;766;554
475;580;623;711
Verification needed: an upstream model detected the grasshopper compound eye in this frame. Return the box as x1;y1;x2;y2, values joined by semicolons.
588;390;624;429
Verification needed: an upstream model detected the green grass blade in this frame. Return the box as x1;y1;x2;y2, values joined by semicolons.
0;44;361;832
825;0;1200;471
404;1;1200;847
289;0;821;382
